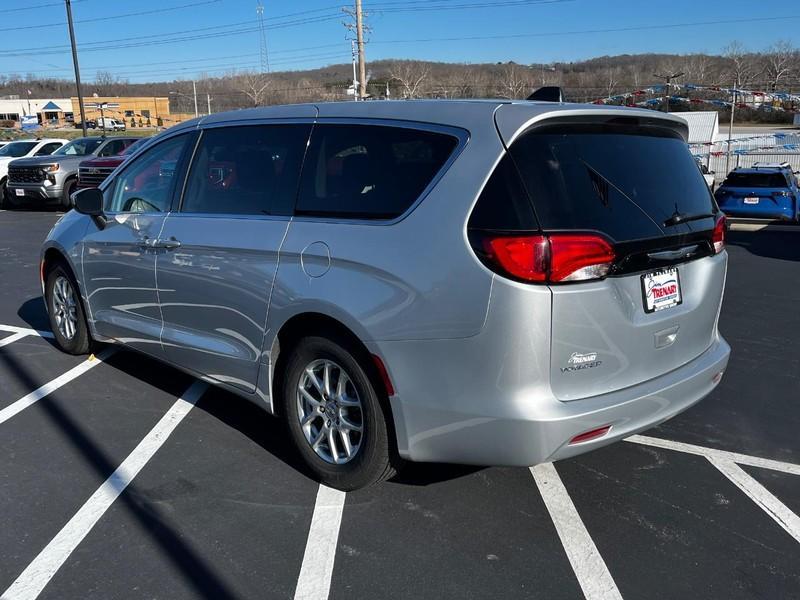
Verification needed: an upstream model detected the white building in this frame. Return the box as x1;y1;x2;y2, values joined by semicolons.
0;97;74;124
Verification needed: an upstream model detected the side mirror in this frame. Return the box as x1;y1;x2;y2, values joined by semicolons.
73;187;104;216
73;187;107;229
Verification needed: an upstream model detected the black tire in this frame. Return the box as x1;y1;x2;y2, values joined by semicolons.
61;178;76;210
281;334;398;490
45;263;92;355
0;178;7;209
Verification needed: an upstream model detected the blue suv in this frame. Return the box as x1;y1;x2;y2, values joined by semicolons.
715;162;800;221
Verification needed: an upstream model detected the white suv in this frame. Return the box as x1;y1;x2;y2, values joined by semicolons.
0;138;68;206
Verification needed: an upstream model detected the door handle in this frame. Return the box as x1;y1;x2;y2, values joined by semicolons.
153;237;182;249
138;236;157;248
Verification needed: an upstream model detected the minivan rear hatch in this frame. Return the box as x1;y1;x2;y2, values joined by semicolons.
495;107;726;401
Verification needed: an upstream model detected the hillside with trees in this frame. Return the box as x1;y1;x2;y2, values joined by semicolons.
1;41;797;122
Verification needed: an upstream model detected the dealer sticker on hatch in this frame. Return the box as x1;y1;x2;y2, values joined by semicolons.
641;267;682;313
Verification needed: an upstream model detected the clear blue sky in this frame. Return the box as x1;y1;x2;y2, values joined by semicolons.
0;0;797;84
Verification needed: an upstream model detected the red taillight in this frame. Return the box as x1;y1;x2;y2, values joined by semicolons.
548;235;616;282
483;235;548;282
712;215;726;254
482;233;615;284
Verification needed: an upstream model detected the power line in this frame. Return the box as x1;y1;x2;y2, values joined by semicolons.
3;0;89;12
370;14;800;44
367;0;573;12
8;0;222;31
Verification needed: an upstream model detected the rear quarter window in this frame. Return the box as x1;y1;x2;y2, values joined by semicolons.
296;123;459;220
508;121;716;241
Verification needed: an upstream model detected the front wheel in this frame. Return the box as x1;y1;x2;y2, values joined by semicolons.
45;264;92;355
61;179;76;210
281;334;398;490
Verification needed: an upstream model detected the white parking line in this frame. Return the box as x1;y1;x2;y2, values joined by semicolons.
531;463;623;600
0;380;207;600
294;485;346;600
708;457;800;544
627;435;800;476
0;348;115;426
0;324;55;339
0;332;29;348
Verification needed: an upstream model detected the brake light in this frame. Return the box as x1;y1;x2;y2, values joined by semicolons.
483;235;548;282
712;215;726;254
481;233;615;283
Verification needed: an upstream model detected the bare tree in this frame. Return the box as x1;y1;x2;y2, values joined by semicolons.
236;72;271;107
764;40;795;91
95;70;116;87
722;41;758;87
389;61;430;99
685;54;712;83
498;64;532;99
605;66;621;98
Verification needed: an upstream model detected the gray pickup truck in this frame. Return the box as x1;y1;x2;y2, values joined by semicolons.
6;136;137;209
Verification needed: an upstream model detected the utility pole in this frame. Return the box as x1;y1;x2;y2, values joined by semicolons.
355;0;367;100
350;40;359;101
192;80;199;118
725;86;737;176
207;93;212;115
653;71;684;113
65;0;87;137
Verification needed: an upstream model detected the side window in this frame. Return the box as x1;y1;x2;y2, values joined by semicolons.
296;124;459;220
35;142;62;156
182;124;311;216
97;139;126;157
107;134;190;213
468;154;539;231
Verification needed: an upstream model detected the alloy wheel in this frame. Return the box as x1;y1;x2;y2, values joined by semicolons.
296;358;364;464
52;275;78;341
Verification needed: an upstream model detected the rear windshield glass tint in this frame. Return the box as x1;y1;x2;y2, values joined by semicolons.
296;124;458;220
723;172;788;188
509;122;715;241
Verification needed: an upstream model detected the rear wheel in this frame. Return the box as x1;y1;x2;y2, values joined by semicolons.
45;263;91;355
0;178;8;208
281;334;397;490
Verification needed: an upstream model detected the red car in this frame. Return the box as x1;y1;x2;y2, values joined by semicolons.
76;138;146;189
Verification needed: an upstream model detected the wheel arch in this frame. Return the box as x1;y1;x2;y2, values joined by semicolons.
269;311;398;450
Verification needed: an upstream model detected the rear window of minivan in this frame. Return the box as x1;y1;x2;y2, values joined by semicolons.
508;121;716;241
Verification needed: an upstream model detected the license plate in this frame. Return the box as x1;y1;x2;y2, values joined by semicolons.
14;189;24;197
641;267;682;313
743;197;759;204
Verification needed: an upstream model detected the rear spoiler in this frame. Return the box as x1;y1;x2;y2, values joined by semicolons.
527;86;564;103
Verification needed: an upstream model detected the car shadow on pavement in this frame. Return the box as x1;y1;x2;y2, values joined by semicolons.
0;348;241;600
728;228;800;261
16;296;487;488
18;297;51;332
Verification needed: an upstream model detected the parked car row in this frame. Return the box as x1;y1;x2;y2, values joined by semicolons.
0;136;140;209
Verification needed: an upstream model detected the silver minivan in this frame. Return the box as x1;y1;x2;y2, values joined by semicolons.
41;100;730;490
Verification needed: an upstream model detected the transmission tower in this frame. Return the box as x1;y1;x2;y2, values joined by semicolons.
256;1;270;73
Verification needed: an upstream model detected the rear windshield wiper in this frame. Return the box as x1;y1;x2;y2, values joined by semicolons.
663;212;716;227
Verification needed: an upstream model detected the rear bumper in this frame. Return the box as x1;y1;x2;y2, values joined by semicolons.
386;336;730;467
719;199;797;221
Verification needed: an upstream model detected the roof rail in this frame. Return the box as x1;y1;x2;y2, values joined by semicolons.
752;161;790;169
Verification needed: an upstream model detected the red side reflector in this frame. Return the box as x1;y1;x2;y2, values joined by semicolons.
712;214;726;254
569;425;612;445
371;354;395;397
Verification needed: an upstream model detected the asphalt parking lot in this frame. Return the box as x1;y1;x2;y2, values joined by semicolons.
0;209;798;600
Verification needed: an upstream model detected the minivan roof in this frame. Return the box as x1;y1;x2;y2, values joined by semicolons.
171;99;690;141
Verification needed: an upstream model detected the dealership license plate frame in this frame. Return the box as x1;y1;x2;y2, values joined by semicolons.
743;196;760;204
641;267;682;314
14;189;24;197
